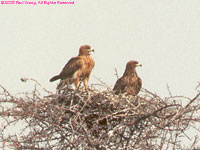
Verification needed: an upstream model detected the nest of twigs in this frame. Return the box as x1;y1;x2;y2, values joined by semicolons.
1;80;200;150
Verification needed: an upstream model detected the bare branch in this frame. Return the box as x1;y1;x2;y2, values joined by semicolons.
1;80;200;149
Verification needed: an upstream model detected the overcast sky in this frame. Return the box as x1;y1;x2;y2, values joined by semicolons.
1;0;200;98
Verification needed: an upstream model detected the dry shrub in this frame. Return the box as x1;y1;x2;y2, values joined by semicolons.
0;79;200;150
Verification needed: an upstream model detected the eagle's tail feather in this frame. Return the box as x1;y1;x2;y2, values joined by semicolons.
50;75;60;82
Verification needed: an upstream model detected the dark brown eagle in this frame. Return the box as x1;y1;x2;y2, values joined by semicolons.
49;45;95;89
113;60;142;96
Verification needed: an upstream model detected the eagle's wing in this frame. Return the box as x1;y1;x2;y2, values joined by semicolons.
113;77;126;94
135;77;142;94
59;57;83;79
126;77;142;96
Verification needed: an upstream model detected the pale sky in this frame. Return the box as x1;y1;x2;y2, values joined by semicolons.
1;1;200;148
1;0;200;99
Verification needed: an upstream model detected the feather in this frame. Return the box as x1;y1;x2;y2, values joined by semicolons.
49;45;95;89
113;60;142;96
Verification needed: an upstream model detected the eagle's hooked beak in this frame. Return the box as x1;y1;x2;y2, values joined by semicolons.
87;48;95;52
136;63;142;67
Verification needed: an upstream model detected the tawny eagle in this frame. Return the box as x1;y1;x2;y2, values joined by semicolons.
113;60;142;96
50;45;95;89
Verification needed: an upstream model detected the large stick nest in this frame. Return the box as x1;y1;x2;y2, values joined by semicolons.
0;80;200;149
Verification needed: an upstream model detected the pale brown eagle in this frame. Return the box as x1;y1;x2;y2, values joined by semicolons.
113;60;142;96
50;45;95;89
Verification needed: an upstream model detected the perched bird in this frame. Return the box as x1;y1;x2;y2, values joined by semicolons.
113;60;142;96
50;45;95;89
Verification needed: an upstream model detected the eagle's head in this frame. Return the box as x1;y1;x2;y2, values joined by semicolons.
124;60;142;75
126;60;142;68
79;45;94;56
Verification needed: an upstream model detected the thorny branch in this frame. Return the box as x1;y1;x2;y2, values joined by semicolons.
0;79;200;150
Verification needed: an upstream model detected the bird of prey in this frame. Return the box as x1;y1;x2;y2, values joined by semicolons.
113;60;142;96
50;45;95;89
